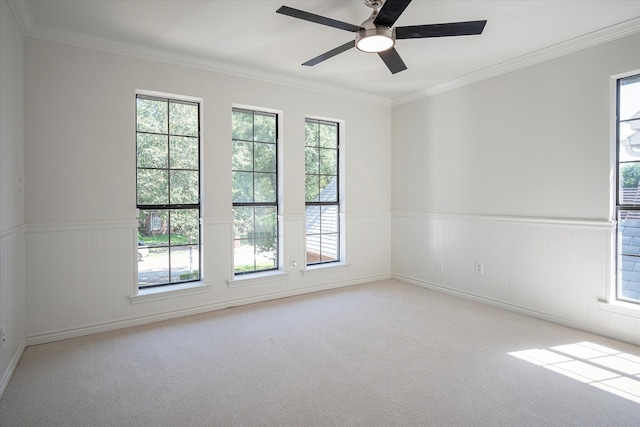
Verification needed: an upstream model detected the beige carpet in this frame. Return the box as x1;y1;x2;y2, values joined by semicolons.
1;279;639;426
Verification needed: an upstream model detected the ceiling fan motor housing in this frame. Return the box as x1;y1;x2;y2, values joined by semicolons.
364;0;385;8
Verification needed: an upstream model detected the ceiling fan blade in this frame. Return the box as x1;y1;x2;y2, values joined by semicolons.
373;0;412;28
378;47;407;74
303;41;356;66
276;6;362;32
396;20;487;39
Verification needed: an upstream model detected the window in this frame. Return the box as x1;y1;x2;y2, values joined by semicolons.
232;108;278;274
136;94;200;288
616;74;640;303
305;119;340;265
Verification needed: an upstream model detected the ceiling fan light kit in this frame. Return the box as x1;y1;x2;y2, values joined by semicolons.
356;3;395;53
355;28;394;53
276;0;486;74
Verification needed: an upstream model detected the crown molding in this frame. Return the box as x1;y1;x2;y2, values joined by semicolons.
11;0;639;109
392;16;640;107
24;25;392;107
7;0;34;36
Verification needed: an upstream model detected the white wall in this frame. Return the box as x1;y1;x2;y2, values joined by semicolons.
0;0;26;396
391;33;640;344
14;10;640;353
23;38;391;343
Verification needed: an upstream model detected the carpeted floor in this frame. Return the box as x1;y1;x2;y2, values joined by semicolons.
1;279;639;426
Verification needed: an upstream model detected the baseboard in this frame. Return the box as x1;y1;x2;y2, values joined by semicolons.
392;273;640;347
0;339;26;399
26;273;391;346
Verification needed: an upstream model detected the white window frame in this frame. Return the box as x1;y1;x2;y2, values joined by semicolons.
611;70;640;308
303;115;347;274
230;105;283;281
132;89;208;301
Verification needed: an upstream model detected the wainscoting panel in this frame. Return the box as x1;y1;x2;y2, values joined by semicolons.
391;212;639;344
24;212;391;344
25;221;137;339
0;226;26;398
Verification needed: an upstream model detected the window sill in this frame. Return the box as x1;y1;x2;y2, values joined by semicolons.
227;270;289;288
302;262;350;277
598;299;640;319
129;281;212;304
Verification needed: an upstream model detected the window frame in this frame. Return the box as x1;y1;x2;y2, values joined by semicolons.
305;118;341;266
615;73;640;304
135;93;202;289
232;107;280;276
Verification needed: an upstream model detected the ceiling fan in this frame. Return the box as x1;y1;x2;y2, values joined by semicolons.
276;0;487;74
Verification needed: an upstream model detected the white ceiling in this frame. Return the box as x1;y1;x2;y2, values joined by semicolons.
10;0;640;104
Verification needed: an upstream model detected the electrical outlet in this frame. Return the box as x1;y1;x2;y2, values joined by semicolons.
475;261;484;275
0;327;5;347
436;260;444;273
290;259;297;270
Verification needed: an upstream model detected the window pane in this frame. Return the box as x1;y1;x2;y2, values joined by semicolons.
234;241;255;273
138;210;152;240
137;98;168;133
321;206;339;233
619;76;640;121
254;113;276;143
620;119;640;161
233;206;254;241
618;211;640;301
321;233;339;261
138;246;169;287
233;140;253;171
306;234;321;264
305;146;319;175
254;173;276;203
232;171;254;203
620;162;640;205
305;121;319;147
170;136;198;169
320;148;337;175
233;204;256;273
619;268;640;301
138;210;169;248
305;175;320;202
319;175;337;202
170;209;199;245
255;142;276;172
232;110;253;141
306;206;320;235
137;133;167;168
233;207;277;274
170;170;199;204
319;123;337;148
255;238;276;270
169;102;198;137
255;206;277;239
137;169;168;205
170;245;200;283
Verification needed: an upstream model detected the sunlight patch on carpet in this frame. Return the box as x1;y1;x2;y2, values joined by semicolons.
509;342;640;404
